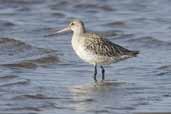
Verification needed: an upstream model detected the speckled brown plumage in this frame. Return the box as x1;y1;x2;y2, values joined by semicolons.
82;32;139;57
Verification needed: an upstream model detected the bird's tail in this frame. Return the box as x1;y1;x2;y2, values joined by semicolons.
129;50;139;56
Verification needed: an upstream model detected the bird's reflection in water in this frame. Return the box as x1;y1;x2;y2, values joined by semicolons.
68;80;128;112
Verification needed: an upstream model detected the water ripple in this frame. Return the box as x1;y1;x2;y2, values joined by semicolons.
0;37;59;69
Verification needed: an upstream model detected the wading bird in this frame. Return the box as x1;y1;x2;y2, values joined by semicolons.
49;19;139;82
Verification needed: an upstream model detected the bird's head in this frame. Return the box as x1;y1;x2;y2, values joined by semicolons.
69;19;85;33
48;19;86;36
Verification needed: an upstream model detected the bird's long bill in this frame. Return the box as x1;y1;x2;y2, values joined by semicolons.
56;26;71;33
47;26;71;36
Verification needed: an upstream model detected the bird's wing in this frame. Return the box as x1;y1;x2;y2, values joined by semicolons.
82;33;135;57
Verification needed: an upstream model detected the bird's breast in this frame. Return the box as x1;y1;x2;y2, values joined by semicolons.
71;38;114;65
71;38;85;58
71;38;93;63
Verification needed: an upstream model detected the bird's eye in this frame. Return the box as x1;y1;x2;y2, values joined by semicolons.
70;22;74;26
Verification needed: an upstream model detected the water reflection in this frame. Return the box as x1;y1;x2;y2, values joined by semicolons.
68;80;128;113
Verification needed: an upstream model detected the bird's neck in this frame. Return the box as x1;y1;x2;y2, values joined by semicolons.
72;28;86;40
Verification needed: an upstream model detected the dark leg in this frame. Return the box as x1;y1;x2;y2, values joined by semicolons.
94;64;97;82
100;66;105;81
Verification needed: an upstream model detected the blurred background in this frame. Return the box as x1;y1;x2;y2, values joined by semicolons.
0;0;171;114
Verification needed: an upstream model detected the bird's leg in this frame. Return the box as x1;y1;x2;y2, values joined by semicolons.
100;66;105;81
94;64;97;82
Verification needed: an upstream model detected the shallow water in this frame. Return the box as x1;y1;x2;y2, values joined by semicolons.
0;0;171;114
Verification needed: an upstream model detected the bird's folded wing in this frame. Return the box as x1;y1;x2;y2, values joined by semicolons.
82;33;131;57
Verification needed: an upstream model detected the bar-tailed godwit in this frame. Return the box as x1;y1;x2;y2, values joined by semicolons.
50;19;139;82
